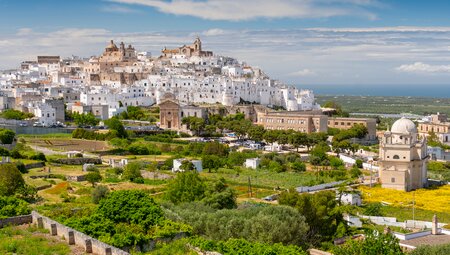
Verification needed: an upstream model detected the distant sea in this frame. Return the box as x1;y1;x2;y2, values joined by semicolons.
300;84;450;98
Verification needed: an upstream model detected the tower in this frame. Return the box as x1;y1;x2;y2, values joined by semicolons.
194;37;202;52
379;118;428;191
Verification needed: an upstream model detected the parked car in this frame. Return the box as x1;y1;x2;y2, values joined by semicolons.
19;122;28;127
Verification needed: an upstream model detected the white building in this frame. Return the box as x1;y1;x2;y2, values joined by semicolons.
245;158;260;169
172;158;203;172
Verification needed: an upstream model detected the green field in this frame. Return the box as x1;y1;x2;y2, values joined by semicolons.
316;95;450;116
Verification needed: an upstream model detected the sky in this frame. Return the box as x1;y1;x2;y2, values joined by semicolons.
2;0;450;91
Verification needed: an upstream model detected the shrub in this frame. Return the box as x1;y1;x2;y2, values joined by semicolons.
92;185;109;204
291;161;306;172
29;152;46;162
0;164;25;196
0;196;30;219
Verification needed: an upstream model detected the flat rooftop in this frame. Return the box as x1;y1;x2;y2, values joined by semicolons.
400;234;450;248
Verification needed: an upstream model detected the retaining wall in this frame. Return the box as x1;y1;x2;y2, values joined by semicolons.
25;162;46;169
31;211;129;255
0;214;32;227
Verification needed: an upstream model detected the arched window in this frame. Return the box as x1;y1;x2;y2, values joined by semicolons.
393;155;400;159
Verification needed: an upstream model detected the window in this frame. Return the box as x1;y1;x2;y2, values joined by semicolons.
393;155;400;159
391;178;395;183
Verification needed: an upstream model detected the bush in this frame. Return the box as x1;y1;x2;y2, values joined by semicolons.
127;143;149;155
0;196;30;219
92;185;109;204
29;152;46;162
291;161;306;172
123;162;143;181
0;164;25;196
15;161;27;174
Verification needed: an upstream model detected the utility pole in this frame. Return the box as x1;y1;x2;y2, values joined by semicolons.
254;175;258;198
248;177;253;198
413;191;416;228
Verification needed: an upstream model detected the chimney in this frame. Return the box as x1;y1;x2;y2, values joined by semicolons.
432;214;439;235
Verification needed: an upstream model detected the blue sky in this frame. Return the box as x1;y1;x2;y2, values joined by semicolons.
2;0;450;89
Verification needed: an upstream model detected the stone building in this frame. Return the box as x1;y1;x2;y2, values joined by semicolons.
328;117;377;140
159;93;181;130
379;118;428;191
161;37;213;58
255;109;328;133
418;112;450;144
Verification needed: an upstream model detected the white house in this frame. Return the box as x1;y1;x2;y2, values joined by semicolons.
245;158;260;169
339;192;362;206
172;158;203;172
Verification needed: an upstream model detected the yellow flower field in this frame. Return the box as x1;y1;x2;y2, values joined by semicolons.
359;185;450;213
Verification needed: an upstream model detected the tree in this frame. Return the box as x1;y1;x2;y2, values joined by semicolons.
202;142;228;156
92;185;109;204
0;164;25;196
350;165;362;178
86;171;102;187
202;178;237;209
166;170;206;204
263;130;279;144
330;157;345;170
182;116;205;135
105;117;128;138
323;101;349;117
0;129;15;144
279;190;344;245
289;132;308;152
333;230;403;255
0;109;33;120
123;162;143;182
202;155;223;173
73;112;99;127
247;125;266;142
0;147;10;156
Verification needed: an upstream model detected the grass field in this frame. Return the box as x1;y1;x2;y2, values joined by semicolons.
0;225;72;255
24;137;110;152
200;167;337;190
316;95;450;116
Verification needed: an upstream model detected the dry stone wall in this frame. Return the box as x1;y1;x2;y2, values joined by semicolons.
31;211;129;255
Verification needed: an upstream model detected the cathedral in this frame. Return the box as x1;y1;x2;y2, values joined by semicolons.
379;118;428;191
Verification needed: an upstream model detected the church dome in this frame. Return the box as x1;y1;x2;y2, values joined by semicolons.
391;118;417;134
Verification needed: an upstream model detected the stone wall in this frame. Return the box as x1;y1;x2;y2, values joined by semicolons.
56;158;102;165
25;162;46;169
31;211;129;255
0;214;32;227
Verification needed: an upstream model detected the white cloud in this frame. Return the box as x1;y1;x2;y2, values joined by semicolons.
396;62;450;74
289;69;316;77
108;0;377;21
201;28;228;37
3;26;450;85
100;4;140;13
16;28;33;36
307;26;450;33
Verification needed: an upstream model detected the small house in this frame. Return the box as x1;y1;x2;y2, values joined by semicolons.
245;158;260;169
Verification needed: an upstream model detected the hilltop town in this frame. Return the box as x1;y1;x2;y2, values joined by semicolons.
0;38;319;126
1;38;450;255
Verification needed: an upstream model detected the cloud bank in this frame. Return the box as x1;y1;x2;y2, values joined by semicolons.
107;0;378;21
3;26;450;85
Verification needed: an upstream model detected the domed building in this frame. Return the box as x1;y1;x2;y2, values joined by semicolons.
379;118;428;191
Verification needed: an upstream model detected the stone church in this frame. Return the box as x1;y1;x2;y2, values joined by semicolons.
379;118;428;191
